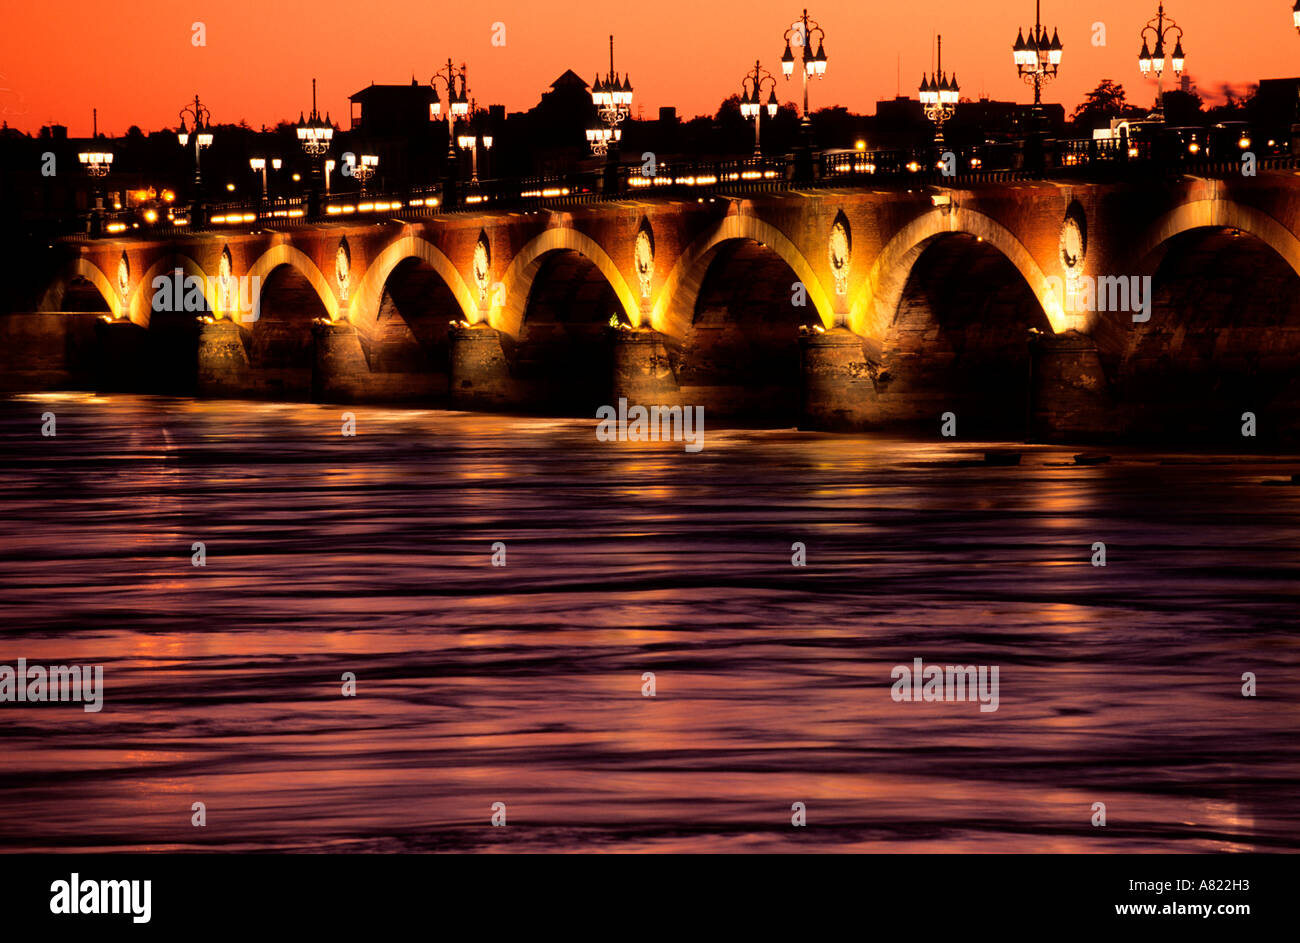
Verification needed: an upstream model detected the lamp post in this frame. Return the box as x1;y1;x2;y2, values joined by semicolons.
584;124;621;156
78;151;113;177
295;79;334;218
295;79;334;160
1138;2;1185;121
1011;2;1062;108
176;94;213;186
431;60;470;207
348;154;379;193
249;158;268;199
588;35;633;158
1292;2;1300;149
455;134;492;185
919;35;960;145
177;95;214;227
430;60;470;161
780;9;827;130
77;151;113;237
781;9;826;180
296;79;334;156
739;61;780;157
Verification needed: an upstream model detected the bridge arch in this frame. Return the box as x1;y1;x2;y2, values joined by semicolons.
850;206;1064;344
651;214;835;341
1132;198;1300;281
648;215;833;424
38;258;120;320
126;254;210;327
853;209;1056;437
490;227;639;338
246;244;338;322
124;253;209;392
236;258;334;396
1114;201;1300;442
493;227;639;412
348;234;477;334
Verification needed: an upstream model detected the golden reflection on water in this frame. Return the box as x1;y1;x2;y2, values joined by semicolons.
0;394;1297;852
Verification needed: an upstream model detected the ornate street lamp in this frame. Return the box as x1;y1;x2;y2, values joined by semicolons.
781;9;827;132
585;123;621;156
739;61;780;157
176;94;214;186
295;79;334;157
781;9;826;180
348;154;378;193
588;35;633;157
919;35;960;144
1011;1;1062;107
78;151;113;237
294;79;334;217
430;60;471;161
78;151;113;176
1138;2;1185;120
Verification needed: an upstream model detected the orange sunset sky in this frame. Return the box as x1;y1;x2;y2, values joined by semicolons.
0;0;1288;136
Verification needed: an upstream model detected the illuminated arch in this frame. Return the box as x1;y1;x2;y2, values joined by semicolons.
1132;198;1300;280
247;243;338;321
38;258;120;320
348;234;476;335
490;227;639;338
650;214;835;341
125;254;210;327
850;207;1061;344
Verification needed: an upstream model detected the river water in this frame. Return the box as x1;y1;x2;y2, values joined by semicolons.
0;393;1297;852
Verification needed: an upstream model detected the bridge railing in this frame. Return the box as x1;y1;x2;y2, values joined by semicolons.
55;132;1299;240
320;186;442;221
628;154;788;188
83;187;444;238
818;142;1025;182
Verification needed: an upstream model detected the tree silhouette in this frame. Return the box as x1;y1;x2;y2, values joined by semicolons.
1073;80;1130;120
1071;79;1146;131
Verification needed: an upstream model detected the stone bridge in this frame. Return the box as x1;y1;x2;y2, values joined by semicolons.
9;168;1300;443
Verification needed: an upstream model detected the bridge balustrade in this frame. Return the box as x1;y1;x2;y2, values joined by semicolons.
51;132;1300;241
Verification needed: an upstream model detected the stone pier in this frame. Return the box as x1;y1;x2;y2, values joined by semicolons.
312;319;448;404
197;318;253;397
449;323;513;408
311;319;371;402
0;312;99;392
94;317;149;393
610;328;679;407
1028;330;1113;442
798;327;876;430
